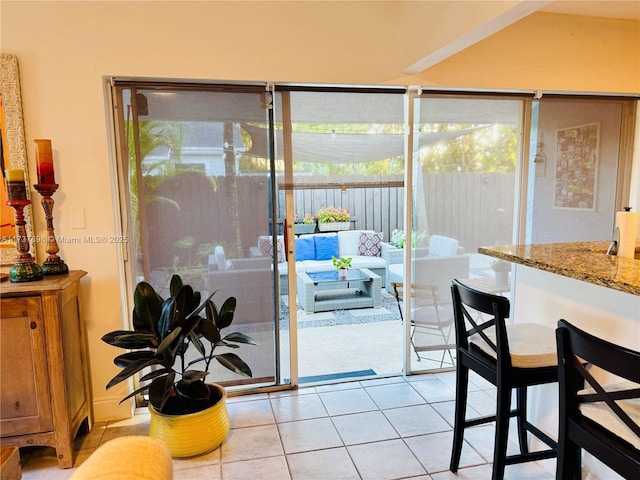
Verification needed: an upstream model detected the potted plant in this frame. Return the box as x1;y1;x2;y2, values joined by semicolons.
332;255;353;278
101;274;258;457
294;213;316;235
316;206;351;231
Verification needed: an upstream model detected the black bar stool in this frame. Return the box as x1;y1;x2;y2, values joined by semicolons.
449;279;558;480
556;319;640;479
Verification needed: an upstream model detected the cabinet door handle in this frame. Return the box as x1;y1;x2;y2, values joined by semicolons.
30;321;37;329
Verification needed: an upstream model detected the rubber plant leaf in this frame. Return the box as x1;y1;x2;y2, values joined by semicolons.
106;356;163;389
198;316;221;345
176;378;209;401
215;352;252;378
118;383;151;405
101;331;156;350
217;297;237;329
133;281;163;335
113;350;156;368
173;284;195;329
158;297;176;339
156;326;182;355
149;372;176;411
223;332;260;346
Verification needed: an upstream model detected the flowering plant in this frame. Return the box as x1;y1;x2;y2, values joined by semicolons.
332;256;352;270
302;213;315;225
316;206;350;223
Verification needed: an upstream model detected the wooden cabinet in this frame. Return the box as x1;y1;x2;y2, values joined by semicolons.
0;271;91;468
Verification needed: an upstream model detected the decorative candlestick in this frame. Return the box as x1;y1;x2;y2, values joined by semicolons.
5;169;43;282
34;139;68;275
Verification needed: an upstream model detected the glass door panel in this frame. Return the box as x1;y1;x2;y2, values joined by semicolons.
112;84;282;395
528;98;629;243
279;89;406;383
408;95;525;373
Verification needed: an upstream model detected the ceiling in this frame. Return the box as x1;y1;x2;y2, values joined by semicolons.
405;0;639;74
541;1;640;20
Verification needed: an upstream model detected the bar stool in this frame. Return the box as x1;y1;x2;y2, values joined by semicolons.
556;319;640;479
449;279;558;480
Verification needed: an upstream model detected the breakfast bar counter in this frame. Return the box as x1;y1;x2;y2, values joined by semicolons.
478;241;639;479
478;240;640;296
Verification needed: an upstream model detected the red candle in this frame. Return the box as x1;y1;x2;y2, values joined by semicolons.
35;139;55;184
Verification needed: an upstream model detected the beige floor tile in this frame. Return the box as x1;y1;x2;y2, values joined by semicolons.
278;417;343;453
382;403;451;437
365;381;426;409
227;398;275;428
318;387;378;416
221;424;284;463
269;392;328;423
222;456;290;480
331;410;399;445
347;439;427;479
286;447;360;480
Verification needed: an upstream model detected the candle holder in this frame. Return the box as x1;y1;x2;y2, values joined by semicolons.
6;199;43;282
33;183;68;275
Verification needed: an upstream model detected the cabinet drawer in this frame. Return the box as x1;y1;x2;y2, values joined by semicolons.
0;297;52;436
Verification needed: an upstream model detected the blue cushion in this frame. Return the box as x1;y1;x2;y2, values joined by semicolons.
314;235;339;260
295;236;315;261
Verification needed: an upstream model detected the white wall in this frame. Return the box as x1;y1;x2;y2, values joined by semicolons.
1;1;638;422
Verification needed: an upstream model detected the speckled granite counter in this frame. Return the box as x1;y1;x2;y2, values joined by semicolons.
478;241;640;296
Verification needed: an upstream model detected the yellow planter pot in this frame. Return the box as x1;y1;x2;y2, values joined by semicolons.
148;384;230;458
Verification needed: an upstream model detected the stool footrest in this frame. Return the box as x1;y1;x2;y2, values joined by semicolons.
505;448;557;466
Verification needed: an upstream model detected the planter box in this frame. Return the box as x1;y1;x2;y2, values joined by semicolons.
295;223;316;235
318;222;350;232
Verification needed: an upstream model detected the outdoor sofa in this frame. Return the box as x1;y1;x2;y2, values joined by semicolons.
251;230;387;294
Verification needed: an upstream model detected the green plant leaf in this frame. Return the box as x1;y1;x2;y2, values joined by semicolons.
156;326;182;355
175;379;209;401
133;282;163;334
181;370;208;383
118;383;151;405
139;367;171;382
189;331;206;358
149;372;176;411
198;317;222;345
223;332;259;346
169;274;183;298
106;356;163;389
215;352;253;378
174;284;195;322
158;298;176;338
113;350;156;368
101;331;157;349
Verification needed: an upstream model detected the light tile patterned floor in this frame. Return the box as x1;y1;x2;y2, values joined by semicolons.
19;373;558;480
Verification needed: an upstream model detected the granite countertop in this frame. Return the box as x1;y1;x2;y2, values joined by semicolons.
478;241;640;296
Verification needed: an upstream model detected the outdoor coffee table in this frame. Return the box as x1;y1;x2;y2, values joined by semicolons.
297;268;381;313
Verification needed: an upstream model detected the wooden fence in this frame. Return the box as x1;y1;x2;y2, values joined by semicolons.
144;171;515;270
277;172;515;253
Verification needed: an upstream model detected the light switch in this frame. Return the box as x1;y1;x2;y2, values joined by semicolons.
71;207;86;229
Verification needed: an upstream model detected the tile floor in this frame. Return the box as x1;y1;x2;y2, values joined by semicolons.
19;372;558;480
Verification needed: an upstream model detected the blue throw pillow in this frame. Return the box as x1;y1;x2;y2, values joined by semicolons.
295;236;315;261
314;235;339;260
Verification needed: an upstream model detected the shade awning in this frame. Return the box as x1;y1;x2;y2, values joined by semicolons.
243;124;488;163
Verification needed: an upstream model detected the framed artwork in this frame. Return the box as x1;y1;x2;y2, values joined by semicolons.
554;122;600;210
1;54;34;265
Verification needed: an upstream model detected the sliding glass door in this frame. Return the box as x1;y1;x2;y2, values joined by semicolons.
110;80;636;391
407;94;526;373
111;83;284;397
276;88;406;383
